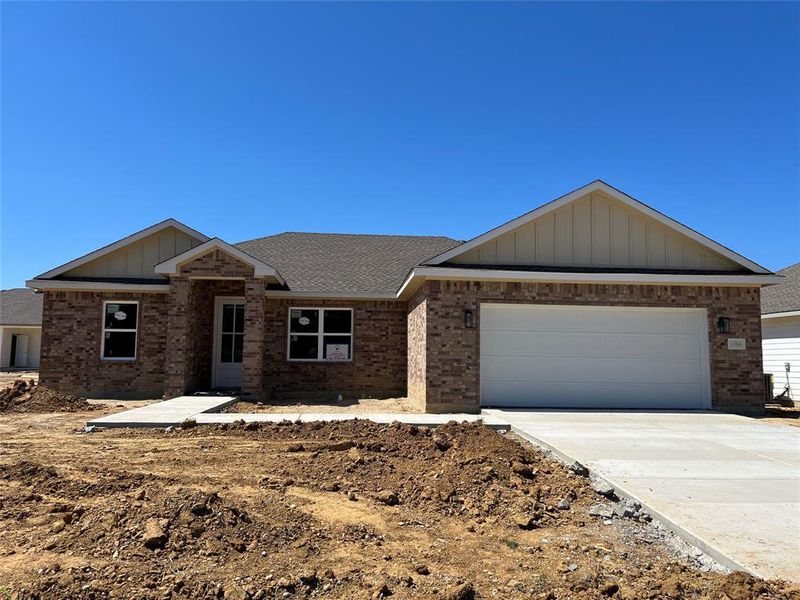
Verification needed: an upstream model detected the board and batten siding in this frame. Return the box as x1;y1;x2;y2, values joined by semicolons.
762;315;800;402
451;191;741;271
64;227;204;279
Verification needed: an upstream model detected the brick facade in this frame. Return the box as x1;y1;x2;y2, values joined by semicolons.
264;299;407;399
38;253;764;413
409;280;765;414
40;291;168;398
40;291;407;401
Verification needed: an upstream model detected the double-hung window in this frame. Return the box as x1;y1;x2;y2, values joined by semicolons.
288;308;353;361
102;301;138;360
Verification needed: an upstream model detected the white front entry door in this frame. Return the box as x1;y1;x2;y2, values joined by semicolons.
213;297;245;389
480;304;711;409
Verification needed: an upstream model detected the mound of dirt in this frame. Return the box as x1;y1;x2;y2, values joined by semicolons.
0;379;96;413
1;419;798;600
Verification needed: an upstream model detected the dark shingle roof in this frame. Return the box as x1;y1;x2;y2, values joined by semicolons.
0;288;43;326
235;233;462;294
762;263;800;315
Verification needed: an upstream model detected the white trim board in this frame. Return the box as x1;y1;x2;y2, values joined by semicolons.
36;219;210;280
26;280;170;293
423;180;771;274
762;310;800;320
154;238;286;285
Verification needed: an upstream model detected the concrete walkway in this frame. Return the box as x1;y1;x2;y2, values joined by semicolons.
87;396;238;428
485;409;800;582
87;397;510;429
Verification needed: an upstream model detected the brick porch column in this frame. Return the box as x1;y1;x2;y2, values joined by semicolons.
241;277;265;400
164;276;191;398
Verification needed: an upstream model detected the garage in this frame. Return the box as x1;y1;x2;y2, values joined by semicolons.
480;304;711;409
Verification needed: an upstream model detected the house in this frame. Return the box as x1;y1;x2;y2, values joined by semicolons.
761;263;799;404
0;288;43;370
26;180;781;412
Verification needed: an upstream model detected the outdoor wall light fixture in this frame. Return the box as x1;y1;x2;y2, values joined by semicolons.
717;317;731;333
464;309;475;328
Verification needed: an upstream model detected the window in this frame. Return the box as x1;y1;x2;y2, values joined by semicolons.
220;302;244;363
101;301;138;360
288;308;353;361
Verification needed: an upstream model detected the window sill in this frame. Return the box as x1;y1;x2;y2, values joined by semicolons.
101;357;137;362
287;359;353;363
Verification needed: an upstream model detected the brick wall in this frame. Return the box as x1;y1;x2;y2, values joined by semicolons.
40;291;168;398
263;299;407;399
178;249;255;279
416;280;765;414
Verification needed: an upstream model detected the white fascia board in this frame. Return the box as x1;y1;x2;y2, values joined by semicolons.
154;238;286;285
424;180;770;274
0;324;41;329
26;280;169;293
36;219;210;279
399;267;783;295
762;310;800;319
264;290;398;300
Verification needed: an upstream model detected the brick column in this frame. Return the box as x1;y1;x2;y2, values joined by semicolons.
241;277;265;400
164;276;191;398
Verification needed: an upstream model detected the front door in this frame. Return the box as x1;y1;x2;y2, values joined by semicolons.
213;297;245;389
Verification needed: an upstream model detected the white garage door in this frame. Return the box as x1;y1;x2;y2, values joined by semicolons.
480;304;710;409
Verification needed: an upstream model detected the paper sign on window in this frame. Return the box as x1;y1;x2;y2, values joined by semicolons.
326;344;349;361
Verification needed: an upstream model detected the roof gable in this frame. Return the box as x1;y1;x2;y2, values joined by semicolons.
37;219;209;281
426;181;769;274
155;238;285;284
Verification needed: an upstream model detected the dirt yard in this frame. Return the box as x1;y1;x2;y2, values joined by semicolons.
230;397;420;414
1;393;798;600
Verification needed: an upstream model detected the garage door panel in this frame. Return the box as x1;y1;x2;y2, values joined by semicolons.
482;331;702;360
482;304;706;335
482;379;705;409
483;355;703;384
480;304;710;409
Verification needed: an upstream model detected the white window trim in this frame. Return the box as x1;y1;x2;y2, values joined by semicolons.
287;307;354;362
100;300;139;361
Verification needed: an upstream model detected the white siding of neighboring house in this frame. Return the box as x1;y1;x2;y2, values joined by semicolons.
0;326;42;369
762;315;800;403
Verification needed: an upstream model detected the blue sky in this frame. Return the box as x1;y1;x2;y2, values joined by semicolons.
2;1;798;288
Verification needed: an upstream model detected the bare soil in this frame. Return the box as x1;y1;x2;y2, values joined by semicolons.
230;397;420;414
760;405;800;428
1;408;797;600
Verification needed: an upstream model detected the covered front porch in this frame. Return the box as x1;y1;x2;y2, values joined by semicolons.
155;239;285;400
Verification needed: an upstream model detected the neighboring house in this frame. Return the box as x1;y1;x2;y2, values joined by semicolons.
0;288;43;370
761;263;800;404
26;180;781;412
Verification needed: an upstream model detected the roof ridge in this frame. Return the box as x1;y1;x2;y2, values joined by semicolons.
234;231;461;244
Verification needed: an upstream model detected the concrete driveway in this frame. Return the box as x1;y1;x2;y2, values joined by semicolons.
484;409;800;582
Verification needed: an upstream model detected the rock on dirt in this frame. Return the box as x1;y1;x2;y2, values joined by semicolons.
568;460;590;477
142;518;168;549
591;479;616;498
375;490;399;506
588;503;615;519
0;379;96;414
439;582;474;600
